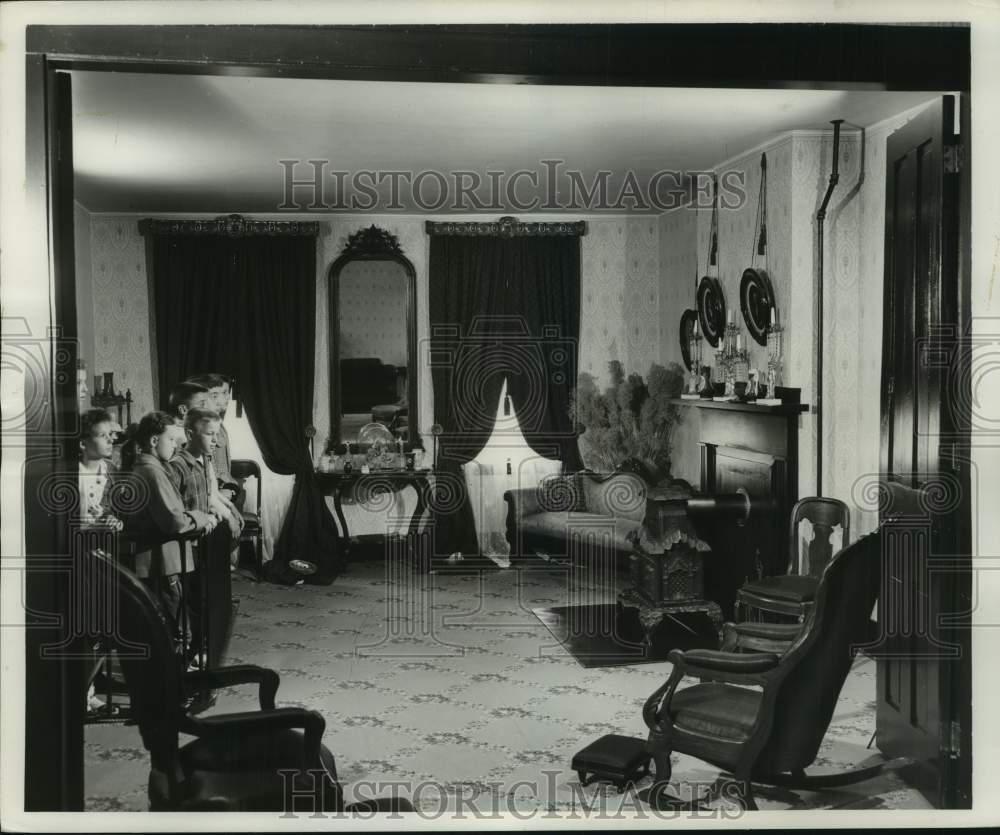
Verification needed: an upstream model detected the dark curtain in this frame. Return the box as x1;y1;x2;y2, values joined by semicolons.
148;232;343;583
149;235;237;408
429;237;509;555
428;234;582;557
502;237;583;470
233;237;341;582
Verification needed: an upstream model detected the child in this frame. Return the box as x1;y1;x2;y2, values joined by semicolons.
78;408;123;531
168;380;210;421
168;407;243;541
125;411;218;650
186;373;242;507
78;408;123;713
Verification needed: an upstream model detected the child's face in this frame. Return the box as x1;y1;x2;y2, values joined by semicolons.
207;383;230;417
168;423;187;451
80;421;114;461
151;427;180;463
186;419;220;457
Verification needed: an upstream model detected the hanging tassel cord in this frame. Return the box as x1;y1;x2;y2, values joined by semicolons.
751;153;768;266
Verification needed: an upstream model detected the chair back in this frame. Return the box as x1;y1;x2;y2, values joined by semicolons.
81;549;185;786
788;497;850;577
749;527;880;776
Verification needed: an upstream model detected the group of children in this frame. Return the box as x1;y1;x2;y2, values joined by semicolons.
78;372;245;667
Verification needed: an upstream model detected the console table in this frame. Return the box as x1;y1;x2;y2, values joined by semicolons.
314;469;433;562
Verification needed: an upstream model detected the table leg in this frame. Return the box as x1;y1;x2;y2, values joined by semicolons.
332;486;350;560
408;476;431;571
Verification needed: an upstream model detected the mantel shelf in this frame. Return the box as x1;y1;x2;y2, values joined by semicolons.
670;398;809;416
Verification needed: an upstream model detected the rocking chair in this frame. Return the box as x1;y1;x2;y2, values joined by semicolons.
641;527;888;810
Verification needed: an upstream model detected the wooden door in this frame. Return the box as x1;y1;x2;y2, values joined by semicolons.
876;95;969;807
23;67;85;809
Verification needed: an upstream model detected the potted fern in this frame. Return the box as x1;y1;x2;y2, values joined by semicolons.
568;360;685;485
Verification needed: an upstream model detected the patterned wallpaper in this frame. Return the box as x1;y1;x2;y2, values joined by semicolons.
337;260;409;366
89;216;156;418
579;217;661;386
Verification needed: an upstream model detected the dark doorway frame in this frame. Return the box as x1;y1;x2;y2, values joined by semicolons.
23;22;972;811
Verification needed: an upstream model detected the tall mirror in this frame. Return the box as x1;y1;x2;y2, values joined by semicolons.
328;225;418;448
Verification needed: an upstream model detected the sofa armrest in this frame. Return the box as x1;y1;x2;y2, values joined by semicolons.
503;487;543;520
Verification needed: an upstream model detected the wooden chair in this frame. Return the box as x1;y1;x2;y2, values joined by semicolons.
231;459;263;575
82;549;412;812
641;528;885;810
736;497;850;621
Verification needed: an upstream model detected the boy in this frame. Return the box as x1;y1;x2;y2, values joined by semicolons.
168;407;243;541
168;380;210;421
78;408;123;531
125;411;218;648
186;373;242;507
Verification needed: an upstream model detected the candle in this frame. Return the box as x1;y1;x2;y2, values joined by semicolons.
736;334;742;351
770;306;775;326
693;320;699;336
727;308;733;323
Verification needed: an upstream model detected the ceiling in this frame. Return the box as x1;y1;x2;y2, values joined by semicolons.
71;71;940;214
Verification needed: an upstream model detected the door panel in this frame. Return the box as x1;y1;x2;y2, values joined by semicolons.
876;95;965;808
24;67;83;810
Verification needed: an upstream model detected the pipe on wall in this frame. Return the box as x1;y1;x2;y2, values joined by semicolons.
814;119;843;498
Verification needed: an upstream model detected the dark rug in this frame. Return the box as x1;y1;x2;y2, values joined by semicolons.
532;603;718;668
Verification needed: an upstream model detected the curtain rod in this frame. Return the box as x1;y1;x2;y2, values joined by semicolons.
138;213;319;237
425;216;586;237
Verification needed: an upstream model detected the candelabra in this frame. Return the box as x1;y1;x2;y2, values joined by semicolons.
765;321;784;400
716;322;749;398
685;327;704;394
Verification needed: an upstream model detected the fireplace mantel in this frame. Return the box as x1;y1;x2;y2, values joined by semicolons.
670;398;808;417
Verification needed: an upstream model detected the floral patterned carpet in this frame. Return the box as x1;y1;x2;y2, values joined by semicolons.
84;557;930;817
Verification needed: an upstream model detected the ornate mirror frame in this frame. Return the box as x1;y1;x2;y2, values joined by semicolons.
328;225;419;448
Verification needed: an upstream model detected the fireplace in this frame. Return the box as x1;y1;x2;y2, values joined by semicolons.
672;398;807;618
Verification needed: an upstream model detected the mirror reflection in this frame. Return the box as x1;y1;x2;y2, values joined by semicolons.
328;225;417;448
338;260;409;441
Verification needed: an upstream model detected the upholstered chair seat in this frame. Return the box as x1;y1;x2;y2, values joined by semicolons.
740;574;819;603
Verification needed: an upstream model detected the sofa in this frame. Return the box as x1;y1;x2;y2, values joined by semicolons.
503;470;649;565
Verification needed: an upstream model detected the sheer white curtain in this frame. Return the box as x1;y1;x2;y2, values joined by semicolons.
222;401;296;562
463;379;561;565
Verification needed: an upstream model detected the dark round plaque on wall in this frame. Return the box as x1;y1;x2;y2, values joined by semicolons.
739;267;775;346
696;276;726;348
679;308;698;370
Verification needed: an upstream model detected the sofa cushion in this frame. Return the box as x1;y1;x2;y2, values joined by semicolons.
535;473;587;513
520;512;642;554
581;472;647;522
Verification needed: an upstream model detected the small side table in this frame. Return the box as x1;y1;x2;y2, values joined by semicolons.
314;469;433;564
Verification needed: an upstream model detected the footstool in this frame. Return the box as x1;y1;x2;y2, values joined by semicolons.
571;734;651;793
